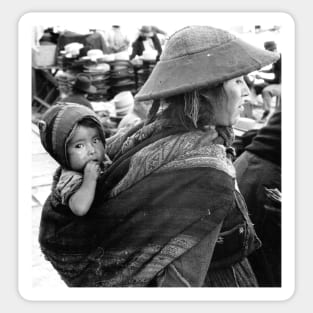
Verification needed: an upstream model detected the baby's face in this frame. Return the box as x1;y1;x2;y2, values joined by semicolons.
67;125;106;172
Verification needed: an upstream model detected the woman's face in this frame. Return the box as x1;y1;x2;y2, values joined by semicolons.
212;76;250;126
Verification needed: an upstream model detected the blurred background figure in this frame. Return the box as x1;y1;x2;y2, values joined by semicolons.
151;25;168;45
117;99;152;133
151;25;167;36
234;111;281;287
62;75;97;109
82;29;110;56
245;41;281;121
129;25;162;61
106;25;130;53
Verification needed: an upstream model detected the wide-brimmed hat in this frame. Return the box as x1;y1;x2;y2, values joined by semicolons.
113;91;134;117
135;25;280;101
83;63;111;73
114;51;130;61
38;104;106;169
87;49;104;58
72;75;97;94
139;25;154;37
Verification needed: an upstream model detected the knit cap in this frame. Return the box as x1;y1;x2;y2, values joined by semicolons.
38;104;106;169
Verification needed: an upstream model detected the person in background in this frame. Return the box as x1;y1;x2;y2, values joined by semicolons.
151;25;167;36
106;25;130;53
234;111;281;286
39;27;60;45
38;104;112;217
62;75;97;109
116;99;152;133
129;25;162;61
38;25;279;287
247;41;281;121
151;26;168;46
85;29;110;55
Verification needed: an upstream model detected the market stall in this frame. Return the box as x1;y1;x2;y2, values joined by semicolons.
31;29;158;135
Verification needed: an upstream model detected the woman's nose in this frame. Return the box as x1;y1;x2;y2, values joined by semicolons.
242;81;250;97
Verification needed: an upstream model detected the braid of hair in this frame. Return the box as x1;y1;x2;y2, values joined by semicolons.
184;90;200;128
215;125;236;161
146;99;160;124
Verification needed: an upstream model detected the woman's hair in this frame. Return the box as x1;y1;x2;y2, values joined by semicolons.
147;84;228;130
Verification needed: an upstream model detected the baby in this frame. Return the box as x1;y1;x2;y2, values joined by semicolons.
38;104;111;216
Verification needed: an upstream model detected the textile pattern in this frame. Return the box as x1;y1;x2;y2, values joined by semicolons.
39;120;240;286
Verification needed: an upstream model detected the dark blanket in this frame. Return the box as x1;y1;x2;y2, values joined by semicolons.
246;111;281;166
40;166;234;286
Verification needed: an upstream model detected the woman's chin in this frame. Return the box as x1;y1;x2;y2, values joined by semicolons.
231;116;240;126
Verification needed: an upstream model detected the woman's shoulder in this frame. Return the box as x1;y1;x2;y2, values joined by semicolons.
122;130;235;185
156;131;235;178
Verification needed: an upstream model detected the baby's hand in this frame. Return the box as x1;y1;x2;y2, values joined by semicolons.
84;161;101;181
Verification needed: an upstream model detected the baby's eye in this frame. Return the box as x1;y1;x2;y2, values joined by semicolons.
93;137;100;143
75;143;84;149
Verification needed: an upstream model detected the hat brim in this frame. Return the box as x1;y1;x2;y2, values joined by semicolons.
135;37;279;101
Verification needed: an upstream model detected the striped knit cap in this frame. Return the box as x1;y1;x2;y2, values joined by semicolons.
38;104;106;169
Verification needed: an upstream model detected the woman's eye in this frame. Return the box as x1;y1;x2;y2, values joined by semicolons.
93;138;100;143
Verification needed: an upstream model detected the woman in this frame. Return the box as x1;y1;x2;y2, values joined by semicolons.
129;25;162;61
39;25;279;287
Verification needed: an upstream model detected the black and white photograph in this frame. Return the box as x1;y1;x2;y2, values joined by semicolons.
18;12;295;301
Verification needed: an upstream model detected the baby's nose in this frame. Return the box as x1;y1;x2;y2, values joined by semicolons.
88;144;96;154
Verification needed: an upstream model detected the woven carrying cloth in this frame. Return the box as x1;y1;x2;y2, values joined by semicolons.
135;25;279;101
39;125;237;286
38;120;259;287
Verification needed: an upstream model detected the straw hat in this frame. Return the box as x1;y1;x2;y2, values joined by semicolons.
64;42;84;56
113;91;134;117
72;75;97;94
83;63;111;73
139;25;154;38
114;51;130;61
98;54;115;62
135;25;279;101
87;49;104;58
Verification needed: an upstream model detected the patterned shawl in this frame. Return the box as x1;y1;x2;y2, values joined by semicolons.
39;121;237;287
